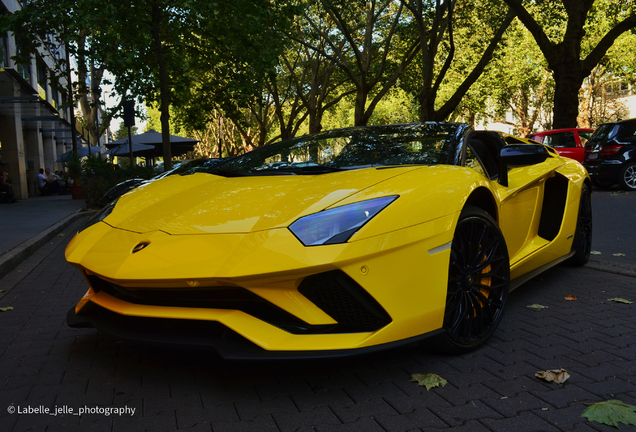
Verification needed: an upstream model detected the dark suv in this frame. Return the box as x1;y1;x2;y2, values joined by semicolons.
583;118;636;190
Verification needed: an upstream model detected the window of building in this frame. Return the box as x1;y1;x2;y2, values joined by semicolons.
0;7;5;67
0;36;7;68
14;37;33;84
36;57;48;100
50;76;59;109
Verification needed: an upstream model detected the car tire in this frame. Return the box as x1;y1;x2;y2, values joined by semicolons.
566;184;592;267
618;162;636;191
433;206;510;354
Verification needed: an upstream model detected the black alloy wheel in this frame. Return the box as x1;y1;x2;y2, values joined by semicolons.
618;162;636;191
435;206;510;354
567;184;593;266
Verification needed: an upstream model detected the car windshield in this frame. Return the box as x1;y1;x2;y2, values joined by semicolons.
175;158;224;175
154;158;225;180
209;123;461;176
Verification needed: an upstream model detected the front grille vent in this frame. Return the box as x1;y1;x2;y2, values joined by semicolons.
298;271;392;332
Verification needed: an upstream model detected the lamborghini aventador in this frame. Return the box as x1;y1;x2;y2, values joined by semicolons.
66;122;592;358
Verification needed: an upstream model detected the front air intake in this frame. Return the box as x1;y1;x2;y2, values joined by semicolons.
298;270;392;332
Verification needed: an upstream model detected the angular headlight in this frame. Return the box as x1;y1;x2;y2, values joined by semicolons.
78;198;118;233
289;196;398;246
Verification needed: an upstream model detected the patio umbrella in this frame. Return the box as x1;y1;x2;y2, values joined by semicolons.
56;146;105;163
105;142;156;156
105;130;198;156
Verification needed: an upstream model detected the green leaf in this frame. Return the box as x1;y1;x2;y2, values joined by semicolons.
581;400;636;428
410;373;447;391
58;233;65;237
590;251;602;255
608;298;633;304
527;304;549;309
613;253;625;257
0;306;14;312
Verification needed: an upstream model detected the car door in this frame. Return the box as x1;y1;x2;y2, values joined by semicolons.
495;153;566;265
466;131;558;263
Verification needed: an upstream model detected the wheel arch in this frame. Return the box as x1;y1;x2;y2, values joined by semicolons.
464;187;498;223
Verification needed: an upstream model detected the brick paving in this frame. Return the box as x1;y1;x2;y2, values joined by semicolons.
1;216;635;431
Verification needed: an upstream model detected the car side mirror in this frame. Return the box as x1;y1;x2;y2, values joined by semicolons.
498;144;549;187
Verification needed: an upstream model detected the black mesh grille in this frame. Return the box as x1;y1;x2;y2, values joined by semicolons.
538;174;569;241
298;271;392;332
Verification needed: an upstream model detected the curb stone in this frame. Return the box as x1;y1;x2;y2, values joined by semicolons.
0;210;95;280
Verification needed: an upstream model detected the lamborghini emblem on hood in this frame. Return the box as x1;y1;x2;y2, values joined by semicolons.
132;242;151;254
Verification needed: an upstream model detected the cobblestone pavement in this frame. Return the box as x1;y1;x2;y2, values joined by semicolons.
0;217;635;432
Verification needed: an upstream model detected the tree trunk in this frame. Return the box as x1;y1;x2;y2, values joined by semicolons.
503;0;636;130
354;85;369;126
551;63;585;129
151;1;172;171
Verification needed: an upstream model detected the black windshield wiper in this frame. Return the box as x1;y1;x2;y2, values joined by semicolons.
254;166;345;175
205;168;248;177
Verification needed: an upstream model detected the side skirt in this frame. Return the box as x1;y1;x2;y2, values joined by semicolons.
509;251;575;292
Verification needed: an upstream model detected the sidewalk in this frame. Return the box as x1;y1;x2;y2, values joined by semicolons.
0;195;90;279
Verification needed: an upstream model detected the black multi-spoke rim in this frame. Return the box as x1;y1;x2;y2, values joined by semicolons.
445;217;509;346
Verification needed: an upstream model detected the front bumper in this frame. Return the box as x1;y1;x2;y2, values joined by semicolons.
65;214;456;356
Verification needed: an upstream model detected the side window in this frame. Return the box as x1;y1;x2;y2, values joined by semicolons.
465;144;487;178
544;132;575;148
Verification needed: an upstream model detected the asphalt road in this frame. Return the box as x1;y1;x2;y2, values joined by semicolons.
590;185;636;263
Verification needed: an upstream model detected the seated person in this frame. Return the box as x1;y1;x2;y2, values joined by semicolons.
47;168;67;194
37;168;61;195
47;169;62;181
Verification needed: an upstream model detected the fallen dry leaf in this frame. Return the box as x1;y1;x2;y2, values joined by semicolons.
535;368;570;384
565;295;577;301
613;253;626;257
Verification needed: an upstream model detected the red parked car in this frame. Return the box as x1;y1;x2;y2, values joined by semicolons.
527;128;594;163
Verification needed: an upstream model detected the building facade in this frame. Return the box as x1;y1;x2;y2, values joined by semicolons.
0;0;82;199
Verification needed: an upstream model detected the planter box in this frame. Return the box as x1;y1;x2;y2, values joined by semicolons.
69;185;85;200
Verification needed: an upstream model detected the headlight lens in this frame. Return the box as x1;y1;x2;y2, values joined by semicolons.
289;195;398;246
78;198;118;233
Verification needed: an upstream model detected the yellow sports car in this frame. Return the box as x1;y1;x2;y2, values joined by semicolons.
66;123;592;358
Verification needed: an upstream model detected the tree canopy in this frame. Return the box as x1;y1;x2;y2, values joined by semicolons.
3;0;636;157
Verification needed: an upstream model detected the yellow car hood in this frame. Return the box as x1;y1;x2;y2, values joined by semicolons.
104;167;421;235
